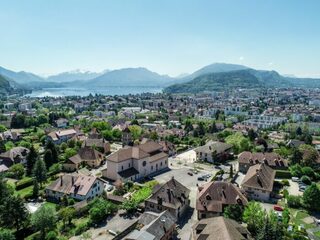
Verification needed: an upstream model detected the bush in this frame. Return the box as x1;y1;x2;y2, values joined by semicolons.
301;175;311;185
15;177;34;190
287;195;302;208
46;231;58;240
281;179;290;186
74;221;89;236
301;167;315;179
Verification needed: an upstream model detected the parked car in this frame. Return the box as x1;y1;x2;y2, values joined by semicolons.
291;177;299;182
187;172;193;176
273;205;284;211
107;185;114;192
197;177;204;181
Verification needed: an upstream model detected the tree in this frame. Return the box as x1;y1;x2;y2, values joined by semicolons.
0;124;7;133
33;159;47;187
0;195;29;230
296;126;302;136
287;195;302;208
0;229;15;240
89;199;117;224
243;201;265;237
303;183;320;211
121;199;139;214
224;204;243;222
149;131;158;141
44;149;54;168
45;141;58;163
299;144;319;166
32;179;39;198
247;129;256;141
31;205;57;238
290;148;302;165
128;125;142;140
209;121;218;133
60;207;75;228
26;145;38;176
7;163;25;179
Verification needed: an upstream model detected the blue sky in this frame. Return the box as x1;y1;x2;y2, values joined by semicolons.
0;0;319;77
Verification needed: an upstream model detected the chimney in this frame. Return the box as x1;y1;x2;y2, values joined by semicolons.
60;176;63;186
71;176;75;185
167;189;172;203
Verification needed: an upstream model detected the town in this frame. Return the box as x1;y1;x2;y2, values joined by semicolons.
0;87;320;240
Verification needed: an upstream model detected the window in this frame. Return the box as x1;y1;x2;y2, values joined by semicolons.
142;161;147;167
129;163;131;167
121;166;124;170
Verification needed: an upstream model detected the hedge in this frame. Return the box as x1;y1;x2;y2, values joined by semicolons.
15;177;34;190
275;170;292;179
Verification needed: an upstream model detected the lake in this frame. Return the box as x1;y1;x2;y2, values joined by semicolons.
26;86;163;97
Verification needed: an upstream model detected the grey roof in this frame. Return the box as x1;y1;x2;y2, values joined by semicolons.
195;141;232;155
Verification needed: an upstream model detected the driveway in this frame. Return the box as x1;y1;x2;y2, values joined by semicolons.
286;180;303;196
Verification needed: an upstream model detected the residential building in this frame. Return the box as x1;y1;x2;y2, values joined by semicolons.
195;141;233;163
0;147;30;168
145;177;190;220
105;140;168;182
192;216;253;240
63;147;104;171
196;181;248;219
47;129;77;144
238;151;288;173
241;163;275;202
55;118;69;128
45;173;104;202
125;210;176;240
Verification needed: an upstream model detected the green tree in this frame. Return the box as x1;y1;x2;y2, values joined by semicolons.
33;159;47;187
45;141;58;163
7;163;25;179
60;207;76;228
290;148;302;165
0;195;29;230
0;229;15;240
223;204;243;222
32;179;39;198
243;201;265;237
299;144;319;166
303;183;320;211
128;125;142;140
247;128;256;141
26;145;38;176
44;149;54;168
31;205;57;238
149;131;158;141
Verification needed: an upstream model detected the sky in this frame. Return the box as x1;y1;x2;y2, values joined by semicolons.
0;0;320;77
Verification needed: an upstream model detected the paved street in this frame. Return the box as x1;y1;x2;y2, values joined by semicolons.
286;180;303;196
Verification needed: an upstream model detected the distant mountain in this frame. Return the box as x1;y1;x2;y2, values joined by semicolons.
0;66;43;84
80;67;175;87
0;74;30;95
178;63;249;83
46;69;105;82
164;66;320;93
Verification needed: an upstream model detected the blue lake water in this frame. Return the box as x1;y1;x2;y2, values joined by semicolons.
26;86;163;97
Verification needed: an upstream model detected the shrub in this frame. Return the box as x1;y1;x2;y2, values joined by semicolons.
275;170;292;179
301;175;311;185
74;221;89;236
46;231;58;240
281;179;290;186
15;177;34;190
287;195;302;208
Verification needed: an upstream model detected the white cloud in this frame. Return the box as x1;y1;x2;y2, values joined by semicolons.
239;56;244;61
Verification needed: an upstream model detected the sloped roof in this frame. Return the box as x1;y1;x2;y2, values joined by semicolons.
196;181;248;213
69;147;103;164
238;151;288;168
195;141;232;155
146;177;190;210
192;216;253;240
241;163;275;192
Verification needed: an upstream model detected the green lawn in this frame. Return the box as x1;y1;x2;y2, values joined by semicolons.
16;185;33;198
291;210;317;230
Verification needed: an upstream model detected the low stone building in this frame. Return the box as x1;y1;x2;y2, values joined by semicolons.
238;151;288;173
145;177;190;221
0;147;30;168
241;163;275;202
196;181;248;219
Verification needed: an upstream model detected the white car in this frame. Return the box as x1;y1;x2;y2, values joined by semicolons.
291;177;299;182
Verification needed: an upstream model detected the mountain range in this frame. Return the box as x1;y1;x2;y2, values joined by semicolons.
0;63;320;95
